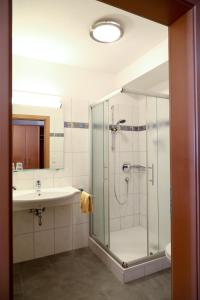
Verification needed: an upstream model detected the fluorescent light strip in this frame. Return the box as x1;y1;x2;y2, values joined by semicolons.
12;91;62;108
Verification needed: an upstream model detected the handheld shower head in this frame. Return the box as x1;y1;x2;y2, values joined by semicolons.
116;119;126;126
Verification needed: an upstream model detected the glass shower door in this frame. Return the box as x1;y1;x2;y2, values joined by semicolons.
91;101;109;247
146;97;159;255
157;98;170;251
146;96;170;255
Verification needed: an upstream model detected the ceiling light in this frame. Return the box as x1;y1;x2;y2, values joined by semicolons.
90;21;123;43
12;91;62;108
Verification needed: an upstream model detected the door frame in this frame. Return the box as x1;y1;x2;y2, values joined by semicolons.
1;0;200;299
12;114;50;168
100;1;200;299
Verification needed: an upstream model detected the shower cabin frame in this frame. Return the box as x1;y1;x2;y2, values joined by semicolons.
90;89;170;269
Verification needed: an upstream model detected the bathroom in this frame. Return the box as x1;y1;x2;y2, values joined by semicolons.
12;0;171;299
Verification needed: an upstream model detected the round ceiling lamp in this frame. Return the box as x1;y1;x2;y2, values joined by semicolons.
90;20;123;43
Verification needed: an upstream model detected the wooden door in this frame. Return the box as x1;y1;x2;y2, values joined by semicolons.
12;125;40;169
25;125;40;169
12;125;26;168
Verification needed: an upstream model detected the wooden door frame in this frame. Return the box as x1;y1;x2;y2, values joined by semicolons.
12;114;50;168
0;1;12;299
1;0;200;299
100;1;200;299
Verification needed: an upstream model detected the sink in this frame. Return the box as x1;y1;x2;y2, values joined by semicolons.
13;187;80;211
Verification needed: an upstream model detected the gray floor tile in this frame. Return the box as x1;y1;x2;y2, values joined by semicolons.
13;248;171;300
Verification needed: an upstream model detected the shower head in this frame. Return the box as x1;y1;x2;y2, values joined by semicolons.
116;119;126;125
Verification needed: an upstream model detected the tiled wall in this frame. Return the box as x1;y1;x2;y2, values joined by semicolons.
13;194;89;263
13;97;90;263
13;97;90;193
109;93;147;232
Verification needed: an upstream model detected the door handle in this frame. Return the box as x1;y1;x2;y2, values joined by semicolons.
148;164;154;186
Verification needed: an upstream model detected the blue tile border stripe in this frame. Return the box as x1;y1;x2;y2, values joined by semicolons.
64;122;89;129
64;121;169;131
50;133;64;137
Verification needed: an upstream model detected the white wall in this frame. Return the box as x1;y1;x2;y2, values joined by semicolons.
13;55;116;100
13;55;116;193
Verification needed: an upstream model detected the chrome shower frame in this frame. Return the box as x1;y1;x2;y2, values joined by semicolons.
89;88;170;269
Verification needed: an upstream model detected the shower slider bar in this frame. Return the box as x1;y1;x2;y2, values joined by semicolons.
122;163;154;185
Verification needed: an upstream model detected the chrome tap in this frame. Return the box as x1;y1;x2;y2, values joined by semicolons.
35;180;41;196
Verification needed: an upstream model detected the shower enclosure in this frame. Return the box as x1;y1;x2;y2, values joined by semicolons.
90;89;170;267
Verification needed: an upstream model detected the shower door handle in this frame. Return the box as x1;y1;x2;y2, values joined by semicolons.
148;164;154;186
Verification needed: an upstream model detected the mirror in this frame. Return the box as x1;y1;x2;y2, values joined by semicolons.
12;92;64;171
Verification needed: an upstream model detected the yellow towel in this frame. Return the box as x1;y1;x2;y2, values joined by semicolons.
80;191;93;213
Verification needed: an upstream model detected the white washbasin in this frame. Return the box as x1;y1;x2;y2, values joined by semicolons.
13;187;80;211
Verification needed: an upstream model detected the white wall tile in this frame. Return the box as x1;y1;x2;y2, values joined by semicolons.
110;218;120;232
13;171;34;180
138;97;147;125
140;194;147;216
55;227;72;254
72;128;89;153
133;194;140;215
73;223;89;249
13;211;33;236
138;132;147;152
109;195;121;219
72;153;89;176
54;205;72;228
121;216;133;229
133;214;140;226
40;178;54;188
34;169;55;179
64;128;72;153
73;203;89;225
120;132;133;152
13;234;34;263
72;176;89;192
140;215;147;228
64;153;73;176
120;196;134;217
14;179;34;190
34;230;54;258
132;132;139;151
54;176;72;187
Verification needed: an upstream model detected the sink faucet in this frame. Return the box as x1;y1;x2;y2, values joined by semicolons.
35;180;41;196
12;186;16;191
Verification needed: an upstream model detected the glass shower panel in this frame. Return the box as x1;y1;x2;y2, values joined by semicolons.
146;97;159;255
157;98;170;251
91;101;109;247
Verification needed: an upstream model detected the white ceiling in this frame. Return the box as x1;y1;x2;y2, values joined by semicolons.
13;0;168;73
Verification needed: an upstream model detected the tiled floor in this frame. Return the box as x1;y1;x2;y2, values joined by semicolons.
110;226;147;262
14;248;171;300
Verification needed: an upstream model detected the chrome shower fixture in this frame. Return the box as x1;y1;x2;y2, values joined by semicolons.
111;119;126;132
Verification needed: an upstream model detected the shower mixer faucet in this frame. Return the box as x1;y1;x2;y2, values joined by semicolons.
122;163;146;173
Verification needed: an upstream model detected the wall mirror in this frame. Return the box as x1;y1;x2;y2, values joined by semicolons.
12;91;64;171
